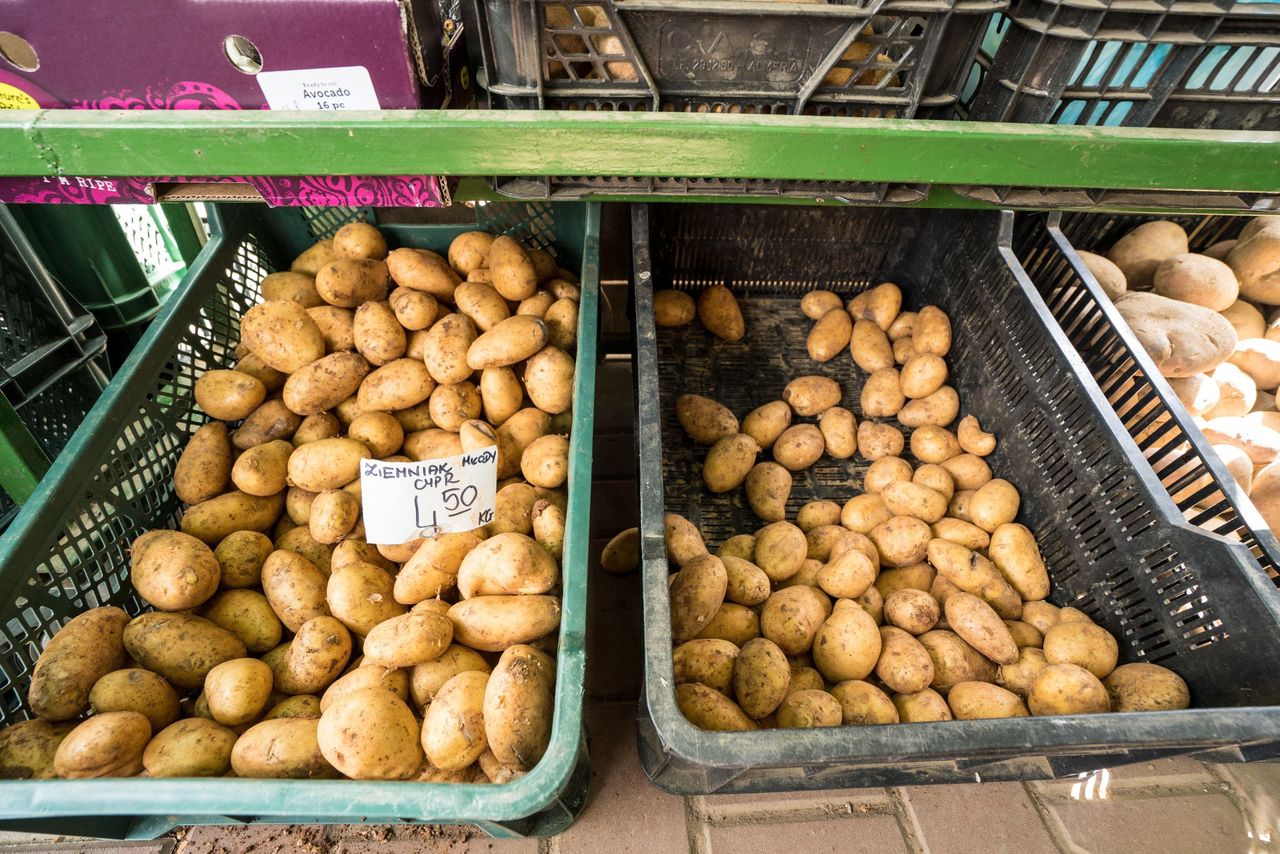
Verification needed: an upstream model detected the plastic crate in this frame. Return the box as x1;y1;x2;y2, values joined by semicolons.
967;0;1280;129
630;203;1280;795
0;201;600;839
464;0;1004;201
1016;211;1280;586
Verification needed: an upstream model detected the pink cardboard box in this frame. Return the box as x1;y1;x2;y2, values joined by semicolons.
0;0;468;206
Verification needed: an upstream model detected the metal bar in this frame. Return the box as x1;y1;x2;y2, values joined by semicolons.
1;110;1279;192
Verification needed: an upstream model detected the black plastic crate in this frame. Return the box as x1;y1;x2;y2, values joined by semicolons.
968;0;1280;129
1017;211;1280;586
631;203;1280;794
464;0;1003;200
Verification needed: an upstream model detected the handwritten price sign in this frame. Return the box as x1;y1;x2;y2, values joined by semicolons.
360;449;498;544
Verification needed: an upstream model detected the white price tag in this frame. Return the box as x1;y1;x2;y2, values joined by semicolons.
256;66;380;111
360;449;498;545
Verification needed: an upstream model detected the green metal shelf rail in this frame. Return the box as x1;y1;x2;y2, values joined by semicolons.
1;110;1279;194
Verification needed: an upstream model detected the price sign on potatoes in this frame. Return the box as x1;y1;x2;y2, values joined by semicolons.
360;449;498;544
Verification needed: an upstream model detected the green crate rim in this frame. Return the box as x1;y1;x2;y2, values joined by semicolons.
0;203;600;826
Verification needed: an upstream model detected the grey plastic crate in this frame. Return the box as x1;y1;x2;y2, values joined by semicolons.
631;203;1280;794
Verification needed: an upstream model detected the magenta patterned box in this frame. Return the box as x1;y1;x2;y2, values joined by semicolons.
0;0;467;206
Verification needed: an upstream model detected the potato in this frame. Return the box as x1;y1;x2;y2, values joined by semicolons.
229;439;291;499
448;231;496;276
846;282;901;330
941;456;992;493
123;612;245;691
589;528;638;578
490;482;537;536
913;306;952;357
927;539;1020;619
330;222;387;261
1102;662;1190;712
0;719;77;779
881;481;947;524
988;523;1049;601
653;289;696;326
806;524;849;564
696;285;746;341
717;533;756;561
465;315;548;371
677;394;738;445
691;603;758;648
955;415;996;457
1204;362;1256;419
1201;414;1280;464
543;296;578;347
1217;300;1266;345
1115;292;1238;378
1152;253;1238;311
744;461;791;522
487;236;537;301
917;630;996;693
426;381;480;433
929;518;986;552
875;626;933;694
210;531;270;590
483;645;555;769
759;585;831;657
703;433;759;492
387;247;460;302
893;688;953;722
519;434;568;490
231;401;301;453
308;305;356;353
665;513;708;566
753;521;807;582
204;658;273;727
327;561;404;636
899;386;959;428
321;665;410;713
27;606;130;721
774;689;840;729
670;554;729;642
1228;222;1280;303
794;500;840;533
944;592;1018;665
316;686;423;780
1042;621;1119;679
199;589;283;655
405;645;490;712
675;682;756;731
912;465;955;503
998;647;1048;699
454;280;512;332
884;589;940;635
83;668;179;736
1075;250;1127;300
286;438;370;493
813;550;874;600
968;478;1020;532
262;548;330;631
276;617;353;696
232;718;338;779
908;429;957;470
524;346;575;415
948;681;1029;720
294;412;341;446
850;319;894;373
332;539;395;575
861;368;904;418
808;308;853;362
813;680;890;726
893;337;915;366
783;375;841;417
141;718;237;778
385;286;438;332
672;639;738;695
448;595;561;652
857;421;904;461
1028;663;1110;715
772;424;824;471
740;400;791;449
193;370;265;422
359;363;437;418
175;422;232;505
1107;220;1189;289
869;515;931;567
724;638;789;719
865;457;911;498
810;601;877;682
458;532;557;599
129;529;220;612
900;353;948;400
358;613;452;670
292;239;337;276
419;313;476;386
316;258;391;307
840;494;891;535
874;563;934;599
1229;338;1280;390
809;408;856;462
801;290;843;320
495;408;552;478
52;712;151;778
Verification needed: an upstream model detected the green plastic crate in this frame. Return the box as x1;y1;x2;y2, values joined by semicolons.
0;201;599;839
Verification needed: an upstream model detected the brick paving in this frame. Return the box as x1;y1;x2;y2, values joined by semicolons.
3;360;1278;854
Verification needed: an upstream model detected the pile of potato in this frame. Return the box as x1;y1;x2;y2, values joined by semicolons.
1077;217;1280;533
654;283;1190;730
0;220;582;783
